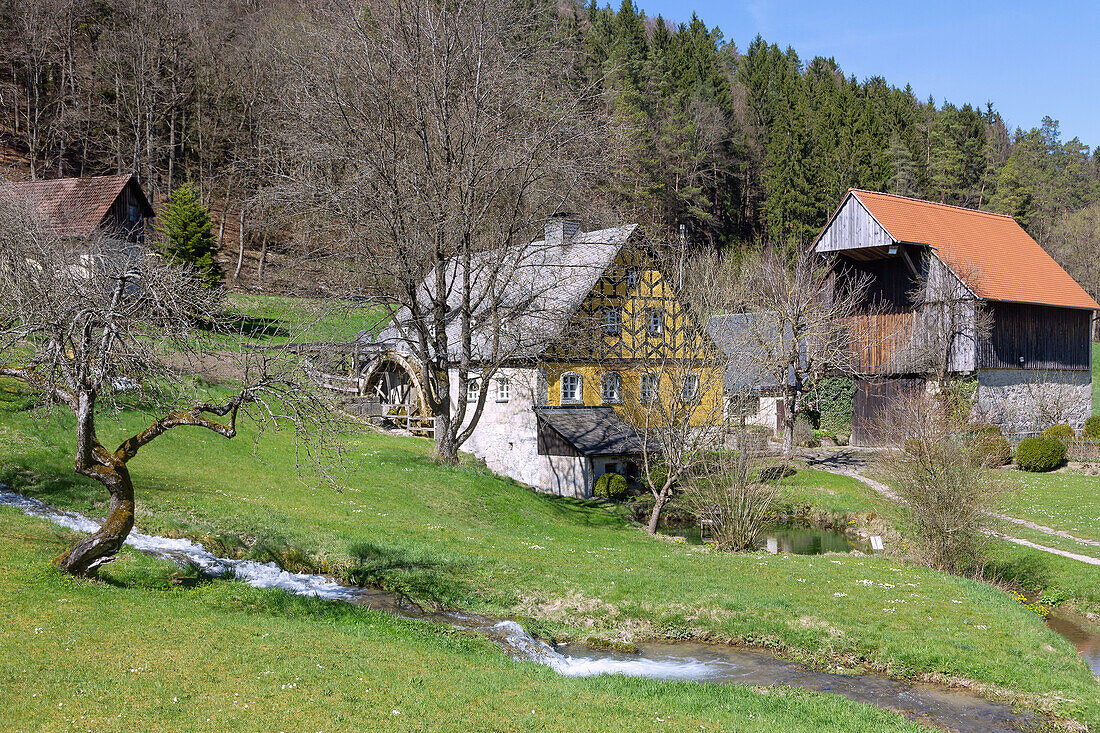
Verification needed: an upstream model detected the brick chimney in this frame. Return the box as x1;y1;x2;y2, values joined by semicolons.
545;213;581;247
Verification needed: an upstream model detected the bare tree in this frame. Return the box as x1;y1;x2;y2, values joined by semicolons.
0;195;339;577
614;245;734;534
874;390;1007;573
904;254;993;390
270;0;608;464
734;247;876;458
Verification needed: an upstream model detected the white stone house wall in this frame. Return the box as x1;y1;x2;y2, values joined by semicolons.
452;367;541;488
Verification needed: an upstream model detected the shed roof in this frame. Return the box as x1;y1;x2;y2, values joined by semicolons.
536;407;644;456
837;190;1098;310
0;174;153;238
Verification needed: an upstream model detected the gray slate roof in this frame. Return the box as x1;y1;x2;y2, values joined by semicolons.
707;312;798;392
536;406;644;456
371;224;637;363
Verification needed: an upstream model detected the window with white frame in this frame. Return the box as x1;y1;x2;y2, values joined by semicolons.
680;373;700;403
602;307;621;335
495;376;510;402
646;309;663;335
640;373;659;403
601;372;622;403
560;372;582;404
466;378;480;403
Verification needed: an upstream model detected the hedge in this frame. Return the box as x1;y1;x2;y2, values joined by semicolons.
1016;437;1067;472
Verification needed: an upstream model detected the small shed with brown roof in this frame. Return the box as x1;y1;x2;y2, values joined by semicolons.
813;189;1097;441
0;173;154;242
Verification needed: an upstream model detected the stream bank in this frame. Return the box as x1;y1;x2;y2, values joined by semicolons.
1;488;1071;733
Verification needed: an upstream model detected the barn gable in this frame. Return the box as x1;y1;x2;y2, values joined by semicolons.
814;192;894;255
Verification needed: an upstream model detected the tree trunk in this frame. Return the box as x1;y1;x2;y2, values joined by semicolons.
646;487;669;534
234;205;246;280
56;462;135;577
433;411;459;465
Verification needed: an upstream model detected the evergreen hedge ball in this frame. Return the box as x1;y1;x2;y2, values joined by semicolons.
1042;424;1075;445
1084;416;1100;440
594;472;628;500
1015;437;1067;472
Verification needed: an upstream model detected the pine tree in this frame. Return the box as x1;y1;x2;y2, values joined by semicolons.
157;183;222;287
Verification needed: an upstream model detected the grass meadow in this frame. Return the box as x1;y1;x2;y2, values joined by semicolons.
2;379;1098;729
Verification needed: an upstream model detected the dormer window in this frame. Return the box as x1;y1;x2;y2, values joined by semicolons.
602;307;621;335
601;373;622;404
561;372;582;404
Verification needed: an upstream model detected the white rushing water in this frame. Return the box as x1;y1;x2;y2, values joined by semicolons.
0;488;732;679
486;620;729;679
0;490;358;601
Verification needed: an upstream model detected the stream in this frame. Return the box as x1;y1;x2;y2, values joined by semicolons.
3;489;1095;733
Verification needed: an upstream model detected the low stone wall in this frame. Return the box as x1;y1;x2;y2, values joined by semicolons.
976;369;1092;433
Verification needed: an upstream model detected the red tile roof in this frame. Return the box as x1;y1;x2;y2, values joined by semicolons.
849;189;1099;311
0;174;151;237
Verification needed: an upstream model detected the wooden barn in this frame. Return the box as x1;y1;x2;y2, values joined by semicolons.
0;173;154;244
814;189;1098;443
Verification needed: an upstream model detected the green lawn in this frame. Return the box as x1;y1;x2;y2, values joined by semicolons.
222;293;387;345
998;469;1100;546
1094;341;1099;415
0;512;931;733
1;386;1097;728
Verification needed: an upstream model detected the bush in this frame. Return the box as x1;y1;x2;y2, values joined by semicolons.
1042;424;1075;445
1084;416;1100;440
593;471;628;500
1015;437;1067;472
969;432;1012;467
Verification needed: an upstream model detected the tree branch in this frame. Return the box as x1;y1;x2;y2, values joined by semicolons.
114;395;245;464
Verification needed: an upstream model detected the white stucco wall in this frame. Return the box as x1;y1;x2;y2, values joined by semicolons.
976;369;1092;433
539;454;591;498
454;367;541;487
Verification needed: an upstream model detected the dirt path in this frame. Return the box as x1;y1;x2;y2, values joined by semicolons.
807;452;1100;567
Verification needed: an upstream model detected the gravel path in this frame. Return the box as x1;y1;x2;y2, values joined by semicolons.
808;454;1100;567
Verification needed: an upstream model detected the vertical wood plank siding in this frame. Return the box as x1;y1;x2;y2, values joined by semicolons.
979;303;1091;370
816;196;894;253
852;377;924;446
845;312;917;374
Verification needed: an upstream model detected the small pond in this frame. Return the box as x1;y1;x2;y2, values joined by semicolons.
660;523;869;555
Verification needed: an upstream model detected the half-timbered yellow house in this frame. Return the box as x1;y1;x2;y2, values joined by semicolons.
363;216;727;497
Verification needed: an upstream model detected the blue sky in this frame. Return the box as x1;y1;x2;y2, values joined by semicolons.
634;0;1100;149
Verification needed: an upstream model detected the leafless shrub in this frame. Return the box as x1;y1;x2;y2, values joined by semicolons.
874;390;1008;573
682;440;779;551
0;194;345;577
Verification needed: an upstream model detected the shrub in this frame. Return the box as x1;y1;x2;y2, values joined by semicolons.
1084;416;1100;440
593;471;628;500
969;432;1012;467
1042;424;1074;445
1016;437;1067;472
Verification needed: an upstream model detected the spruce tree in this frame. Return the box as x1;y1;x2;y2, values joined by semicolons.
157;183;222;287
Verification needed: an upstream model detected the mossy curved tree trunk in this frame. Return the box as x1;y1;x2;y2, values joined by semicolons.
44;388;246;578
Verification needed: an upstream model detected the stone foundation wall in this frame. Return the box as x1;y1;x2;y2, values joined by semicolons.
976;369;1092;434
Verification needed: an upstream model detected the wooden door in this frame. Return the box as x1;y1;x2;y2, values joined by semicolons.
852;377;924;446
